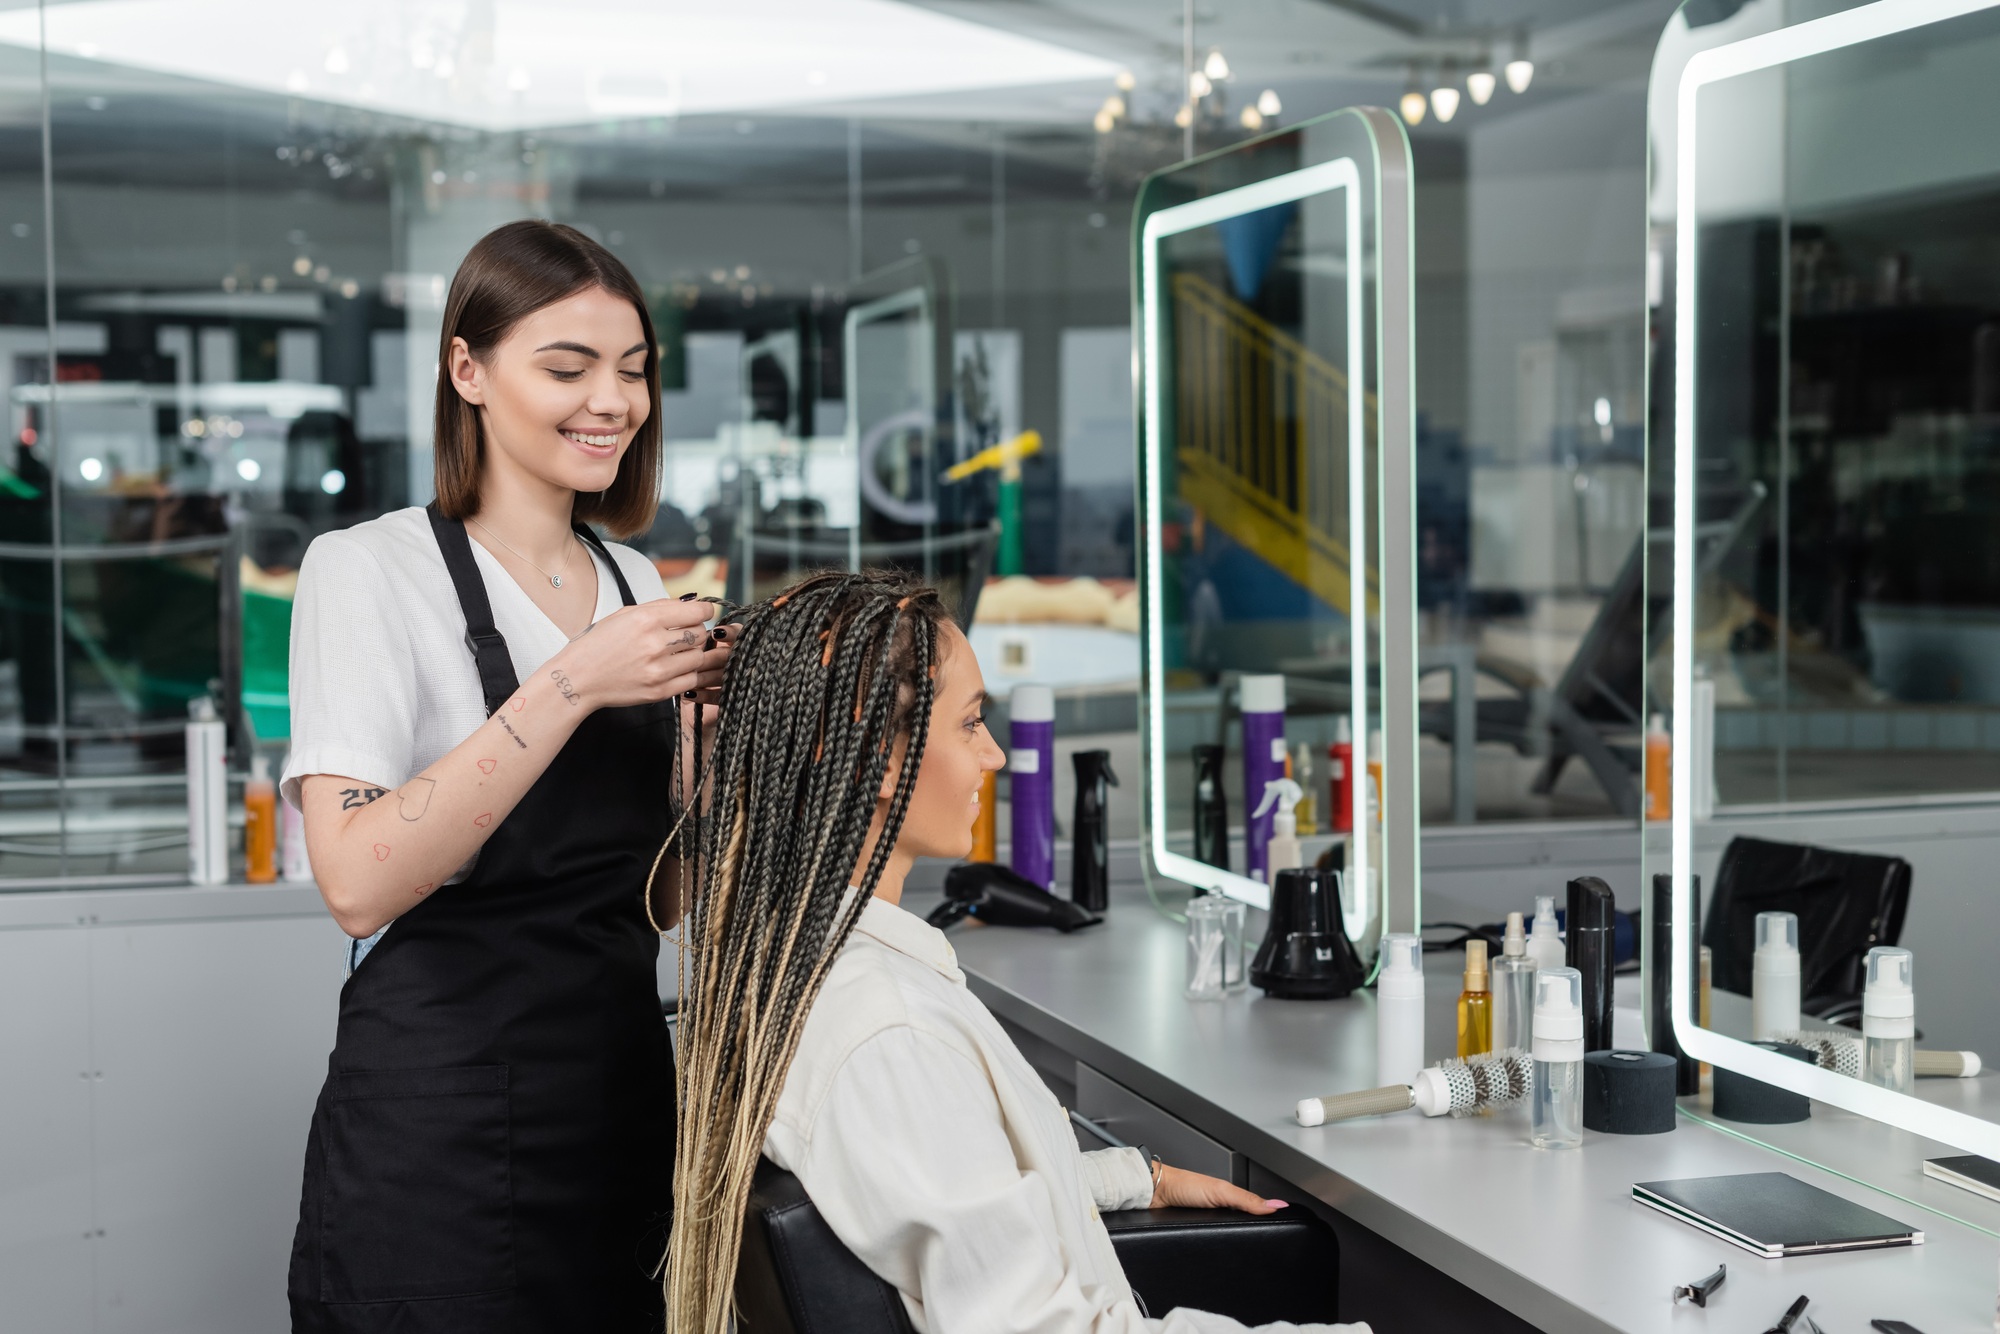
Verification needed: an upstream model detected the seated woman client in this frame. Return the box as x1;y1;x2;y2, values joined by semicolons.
666;570;1368;1334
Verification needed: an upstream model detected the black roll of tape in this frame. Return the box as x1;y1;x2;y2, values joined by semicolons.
1582;1049;1678;1134
1711;1041;1816;1125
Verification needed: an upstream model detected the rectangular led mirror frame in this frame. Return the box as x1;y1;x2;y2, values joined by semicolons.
1135;107;1416;939
1664;0;2000;1162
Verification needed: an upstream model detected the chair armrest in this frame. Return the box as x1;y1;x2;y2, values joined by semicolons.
1102;1206;1339;1325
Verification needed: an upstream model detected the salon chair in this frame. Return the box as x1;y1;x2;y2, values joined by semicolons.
1704;835;1912;1027
735;1159;1340;1333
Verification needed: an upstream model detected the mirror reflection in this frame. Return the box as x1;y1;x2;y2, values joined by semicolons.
1138;109;1414;950
1656;0;2000;1149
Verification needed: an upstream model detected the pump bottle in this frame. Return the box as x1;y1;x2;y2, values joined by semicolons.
1863;946;1915;1094
1750;910;1800;1041
1376;933;1425;1088
1250;778;1305;881
1531;966;1584;1149
1491;912;1536;1052
1457;939;1492;1059
1526;895;1565;973
185;696;227;885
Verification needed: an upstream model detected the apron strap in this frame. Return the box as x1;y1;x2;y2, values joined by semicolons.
572;522;639;607
426;502;521;717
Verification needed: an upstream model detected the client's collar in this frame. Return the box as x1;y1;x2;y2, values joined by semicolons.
852;893;963;983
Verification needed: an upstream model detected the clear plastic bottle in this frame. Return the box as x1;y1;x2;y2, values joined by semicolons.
1376;933;1425;1089
1525;895;1565;973
1531;966;1584;1149
1491;911;1536;1053
1862;946;1915;1094
1750;910;1800;1040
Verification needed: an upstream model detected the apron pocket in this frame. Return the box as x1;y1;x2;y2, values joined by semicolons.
319;1064;513;1304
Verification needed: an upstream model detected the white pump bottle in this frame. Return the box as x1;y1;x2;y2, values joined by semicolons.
1251;777;1305;881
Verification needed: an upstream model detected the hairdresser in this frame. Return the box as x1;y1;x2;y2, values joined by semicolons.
282;220;728;1331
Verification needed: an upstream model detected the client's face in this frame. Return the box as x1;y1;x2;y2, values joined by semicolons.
895;624;1006;862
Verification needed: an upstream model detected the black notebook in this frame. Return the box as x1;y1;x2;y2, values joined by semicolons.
1633;1172;1924;1258
1924;1155;2000;1204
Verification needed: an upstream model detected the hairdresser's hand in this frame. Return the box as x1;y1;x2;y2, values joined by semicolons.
547;597;732;712
1150;1163;1289;1216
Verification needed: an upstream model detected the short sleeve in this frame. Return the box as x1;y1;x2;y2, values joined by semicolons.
280;532;420;809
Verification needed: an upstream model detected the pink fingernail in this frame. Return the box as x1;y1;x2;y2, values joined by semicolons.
1265;1200;1288;1209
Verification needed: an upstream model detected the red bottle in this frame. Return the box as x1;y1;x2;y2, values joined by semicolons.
1328;718;1354;833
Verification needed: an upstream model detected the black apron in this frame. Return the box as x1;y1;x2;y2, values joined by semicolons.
289;506;676;1333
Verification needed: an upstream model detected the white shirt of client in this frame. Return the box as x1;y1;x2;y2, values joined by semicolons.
762;623;1370;1334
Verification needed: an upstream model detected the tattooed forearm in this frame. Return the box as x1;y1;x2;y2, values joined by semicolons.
340;786;387;810
495;713;528;749
549;668;580;706
398;776;436;822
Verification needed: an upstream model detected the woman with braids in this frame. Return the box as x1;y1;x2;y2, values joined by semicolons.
669;570;1370;1334
283;220;730;1331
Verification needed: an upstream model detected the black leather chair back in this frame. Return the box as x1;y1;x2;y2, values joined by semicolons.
736;1158;1338;1332
1703;835;1911;1012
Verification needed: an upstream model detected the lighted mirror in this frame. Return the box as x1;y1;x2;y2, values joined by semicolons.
1135;106;1417;951
1653;0;2000;1159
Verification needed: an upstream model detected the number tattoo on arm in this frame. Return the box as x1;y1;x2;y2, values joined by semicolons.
340;786;387;810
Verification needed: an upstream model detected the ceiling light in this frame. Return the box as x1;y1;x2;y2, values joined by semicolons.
320;467;346;495
338;278;359;298
1256;88;1280;117
291;254;311;275
1188;69;1211;99
1103;93;1125;118
1466;69;1495;105
1505;58;1533;93
78;457;103;482
508;66;531;92
1114;68;1135;91
1430;84;1459;123
1399;89;1426;126
323;46;347;74
237;457;262;481
1239;105;1262;130
1203;49;1228;81
1094;108;1114;133
1173;101;1193;128
0;0;1122;131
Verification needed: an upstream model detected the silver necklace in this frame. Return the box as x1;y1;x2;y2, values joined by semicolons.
469;516;577;590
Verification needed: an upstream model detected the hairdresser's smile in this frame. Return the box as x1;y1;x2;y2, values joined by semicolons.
560;427;623;456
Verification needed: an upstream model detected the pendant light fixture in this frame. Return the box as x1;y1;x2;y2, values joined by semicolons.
1505;32;1534;93
1430;59;1460;123
1466;66;1496;105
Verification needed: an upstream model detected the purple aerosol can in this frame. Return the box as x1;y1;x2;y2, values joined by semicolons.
1241;674;1288;883
1009;684;1056;889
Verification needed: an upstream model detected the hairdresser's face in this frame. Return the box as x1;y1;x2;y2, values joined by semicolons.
448;286;651;498
892;625;1006;862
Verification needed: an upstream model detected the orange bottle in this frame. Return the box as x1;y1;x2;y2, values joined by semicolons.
1644;714;1672;822
244;754;278;883
971;769;997;862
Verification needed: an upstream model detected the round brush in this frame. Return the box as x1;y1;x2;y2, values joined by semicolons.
1295;1048;1532;1126
1774;1030;1980;1079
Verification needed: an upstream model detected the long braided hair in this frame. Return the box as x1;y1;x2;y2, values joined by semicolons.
667;569;952;1333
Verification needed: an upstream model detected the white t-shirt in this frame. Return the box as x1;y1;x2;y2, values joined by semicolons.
282;503;669;820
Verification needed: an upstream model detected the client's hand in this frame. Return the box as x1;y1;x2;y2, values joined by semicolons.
1150;1163;1288;1215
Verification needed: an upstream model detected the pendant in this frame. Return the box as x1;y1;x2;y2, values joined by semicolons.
551;575;563;589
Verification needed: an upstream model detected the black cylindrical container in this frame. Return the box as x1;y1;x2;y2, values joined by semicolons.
1567;875;1616;1053
1648;871;1702;1096
1191;744;1229;870
1712;1041;1815;1124
1070;750;1117;912
1249;867;1364;999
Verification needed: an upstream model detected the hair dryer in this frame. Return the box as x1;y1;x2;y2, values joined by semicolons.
927;862;1103;933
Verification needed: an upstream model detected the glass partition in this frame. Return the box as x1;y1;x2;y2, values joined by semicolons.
1135;106;1417;943
1653;0;2000;1161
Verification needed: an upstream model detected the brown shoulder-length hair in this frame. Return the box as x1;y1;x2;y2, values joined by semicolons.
432;220;661;538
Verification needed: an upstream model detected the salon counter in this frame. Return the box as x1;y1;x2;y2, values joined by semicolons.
903;877;2000;1334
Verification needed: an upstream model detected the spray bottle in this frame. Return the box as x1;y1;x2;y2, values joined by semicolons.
1008;684;1055;889
186;695;227;885
1191;744;1230;870
1863;946;1915;1094
1240;675;1287;883
1069;750;1117;912
1376;933;1425;1088
1491;911;1536;1053
1250;778;1305;881
244;754;277;884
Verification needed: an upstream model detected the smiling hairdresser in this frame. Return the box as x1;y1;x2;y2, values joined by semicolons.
280;221;728;1332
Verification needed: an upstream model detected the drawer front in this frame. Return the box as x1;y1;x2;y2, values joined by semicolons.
1075;1063;1244;1186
